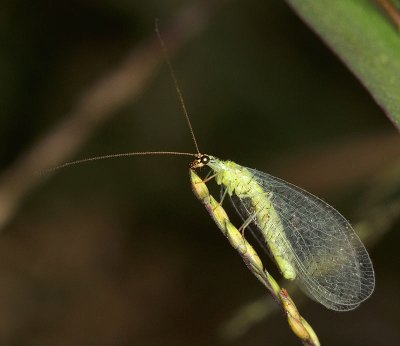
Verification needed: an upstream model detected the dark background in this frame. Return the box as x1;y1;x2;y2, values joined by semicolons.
1;0;399;345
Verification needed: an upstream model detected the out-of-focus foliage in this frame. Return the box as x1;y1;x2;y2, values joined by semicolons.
287;0;400;128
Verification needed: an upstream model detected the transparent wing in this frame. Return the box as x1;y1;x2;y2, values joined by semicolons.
230;167;375;311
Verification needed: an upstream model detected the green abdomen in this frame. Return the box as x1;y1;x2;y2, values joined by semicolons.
215;160;296;280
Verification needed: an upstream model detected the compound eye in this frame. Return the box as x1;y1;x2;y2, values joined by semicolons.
201;155;210;164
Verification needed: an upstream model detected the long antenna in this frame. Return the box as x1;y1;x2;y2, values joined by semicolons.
43;21;201;175
155;19;201;155
41;151;195;174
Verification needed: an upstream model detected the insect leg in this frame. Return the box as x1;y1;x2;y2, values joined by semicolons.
218;185;230;207
203;169;213;181
202;172;218;184
238;208;262;237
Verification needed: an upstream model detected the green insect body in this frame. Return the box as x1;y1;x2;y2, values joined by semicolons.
190;154;375;311
202;157;296;280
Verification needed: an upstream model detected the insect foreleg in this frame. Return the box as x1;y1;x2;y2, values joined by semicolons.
201;172;218;184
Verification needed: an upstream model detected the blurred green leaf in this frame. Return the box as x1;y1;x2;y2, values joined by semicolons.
286;0;400;129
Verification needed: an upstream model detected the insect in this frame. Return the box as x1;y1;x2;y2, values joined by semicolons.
52;26;375;312
190;155;375;310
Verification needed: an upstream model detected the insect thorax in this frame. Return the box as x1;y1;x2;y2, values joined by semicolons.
207;159;263;197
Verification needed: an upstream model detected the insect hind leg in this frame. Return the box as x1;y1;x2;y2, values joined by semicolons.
238;209;262;238
218;185;230;207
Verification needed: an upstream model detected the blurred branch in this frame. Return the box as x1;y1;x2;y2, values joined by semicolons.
375;0;400;30
272;132;400;195
0;0;228;230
